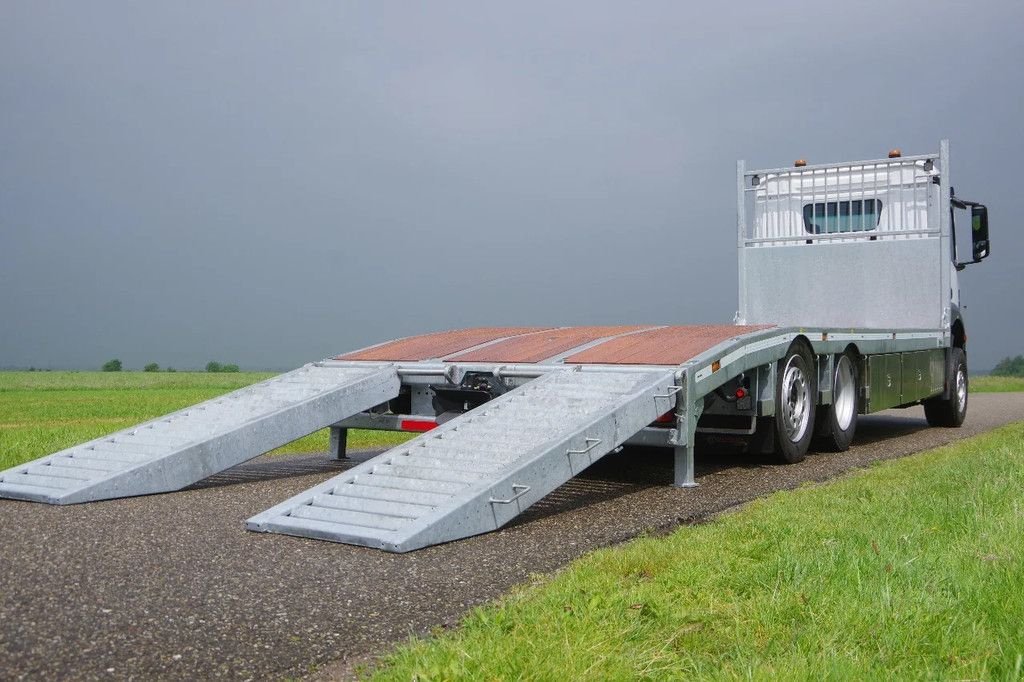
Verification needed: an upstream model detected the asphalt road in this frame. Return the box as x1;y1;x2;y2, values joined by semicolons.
2;393;1023;681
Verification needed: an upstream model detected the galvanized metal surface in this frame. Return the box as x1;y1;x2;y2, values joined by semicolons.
0;365;400;504
247;368;677;552
741;152;939;245
737;142;954;332
740;239;943;329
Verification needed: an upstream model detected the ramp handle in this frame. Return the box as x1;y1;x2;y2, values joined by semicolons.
566;438;602;456
489;484;531;505
653;385;683;401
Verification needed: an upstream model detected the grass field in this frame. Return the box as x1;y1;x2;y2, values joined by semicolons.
973;375;1024;393
369;422;1024;680
0;371;412;471
0;370;1020;472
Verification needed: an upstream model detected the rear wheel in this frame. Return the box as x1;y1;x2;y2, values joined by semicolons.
814;351;859;452
923;348;968;427
773;341;817;463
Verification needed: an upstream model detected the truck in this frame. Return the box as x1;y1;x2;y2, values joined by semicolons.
0;140;992;552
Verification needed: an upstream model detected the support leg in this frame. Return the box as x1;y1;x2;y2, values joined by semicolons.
673;392;702;488
673;442;698;488
328;426;348;460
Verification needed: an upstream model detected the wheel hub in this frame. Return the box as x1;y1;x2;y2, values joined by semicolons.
956;366;967;412
781;356;810;442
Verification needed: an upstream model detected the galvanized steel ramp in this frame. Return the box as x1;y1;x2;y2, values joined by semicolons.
0;364;400;505
246;368;677;552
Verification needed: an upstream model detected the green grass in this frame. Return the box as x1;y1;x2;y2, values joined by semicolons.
973;375;1024;393
0;371;412;471
370;422;1024;681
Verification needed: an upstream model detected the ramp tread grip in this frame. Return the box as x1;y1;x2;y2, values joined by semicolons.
348;473;467;494
330;483;452;507
288;505;411;531
248;368;677;551
371;464;485;485
48;456;127;473
0;365;402;505
250;516;403;548
396;454;505;474
24;465;96;481
0;482;64;501
1;472;78;490
312;494;433;518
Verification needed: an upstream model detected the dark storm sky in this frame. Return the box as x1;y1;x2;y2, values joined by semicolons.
2;1;1022;371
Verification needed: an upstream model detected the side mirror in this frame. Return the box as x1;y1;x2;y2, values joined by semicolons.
971;205;990;261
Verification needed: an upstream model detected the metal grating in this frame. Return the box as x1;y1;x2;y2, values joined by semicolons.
247;368;678;552
741;152;941;246
0;365;401;504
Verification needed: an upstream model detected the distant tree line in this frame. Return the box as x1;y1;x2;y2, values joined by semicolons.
99;358;237;372
205;361;240;373
992;355;1024;377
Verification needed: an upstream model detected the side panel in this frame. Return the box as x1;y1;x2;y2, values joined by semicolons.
741;239;943;329
901;349;946;404
865;349;945;413
867;353;903;413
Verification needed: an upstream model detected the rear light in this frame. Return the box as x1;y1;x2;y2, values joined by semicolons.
735;387;747;399
400;419;437;432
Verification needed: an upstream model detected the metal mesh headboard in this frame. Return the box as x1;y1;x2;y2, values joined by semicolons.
739;151;942;247
735;142;953;331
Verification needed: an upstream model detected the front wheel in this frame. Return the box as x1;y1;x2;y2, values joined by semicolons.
923;348;968;427
773;341;817;463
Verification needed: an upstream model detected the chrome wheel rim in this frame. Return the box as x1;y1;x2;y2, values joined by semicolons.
834;355;856;431
781;355;811;442
956;366;967;412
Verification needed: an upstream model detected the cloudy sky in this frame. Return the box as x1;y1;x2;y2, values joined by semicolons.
2;1;1022;371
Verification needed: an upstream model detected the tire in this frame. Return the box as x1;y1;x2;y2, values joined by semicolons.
773;341;817;463
814;351;859;452
923;348;968;427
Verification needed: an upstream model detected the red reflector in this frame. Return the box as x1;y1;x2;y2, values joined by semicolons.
654;412;674;424
735;388;746;399
400;419;437;432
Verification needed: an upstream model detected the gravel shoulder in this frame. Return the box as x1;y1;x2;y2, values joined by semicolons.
1;393;1022;681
